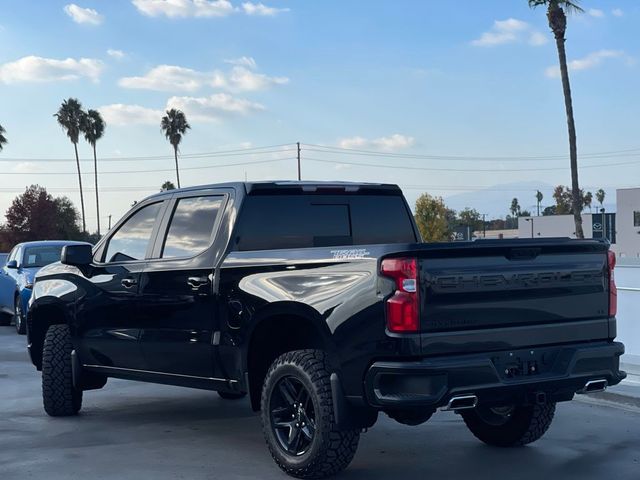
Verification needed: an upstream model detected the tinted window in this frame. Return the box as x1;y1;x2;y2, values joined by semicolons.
105;202;162;262
22;246;64;267
234;194;416;251
161;196;223;258
635;211;640;227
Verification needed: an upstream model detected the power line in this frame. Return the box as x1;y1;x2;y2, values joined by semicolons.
303;157;640;173
303;143;640;162
0;144;296;163
0;157;295;175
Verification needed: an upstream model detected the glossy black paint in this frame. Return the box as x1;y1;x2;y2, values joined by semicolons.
26;181;625;421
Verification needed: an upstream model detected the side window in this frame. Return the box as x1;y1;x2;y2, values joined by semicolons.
161;196;224;259
634;211;640;227
104;202;163;263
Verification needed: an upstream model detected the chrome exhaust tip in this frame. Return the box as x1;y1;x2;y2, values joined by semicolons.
441;394;478;411
578;379;608;394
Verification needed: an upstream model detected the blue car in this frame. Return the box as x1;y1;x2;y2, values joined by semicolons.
0;241;90;334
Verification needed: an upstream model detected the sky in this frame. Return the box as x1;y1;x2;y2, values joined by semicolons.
0;0;638;231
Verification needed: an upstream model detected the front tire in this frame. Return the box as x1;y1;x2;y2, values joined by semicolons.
14;295;26;335
461;403;556;447
42;324;82;416
261;350;360;479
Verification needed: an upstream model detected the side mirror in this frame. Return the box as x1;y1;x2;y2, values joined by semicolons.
5;260;18;269
61;244;93;267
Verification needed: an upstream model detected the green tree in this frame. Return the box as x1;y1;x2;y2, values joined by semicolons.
161;109;190;188
414;193;452;242
458;208;483;231
583;191;593;212
81;109;106;236
54;98;86;233
161;180;176;192
536;190;544;216
529;0;585;238
596;188;606;211
0;123;7;152
4;185;82;244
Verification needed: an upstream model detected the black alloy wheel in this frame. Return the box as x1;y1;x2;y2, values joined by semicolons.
270;375;316;456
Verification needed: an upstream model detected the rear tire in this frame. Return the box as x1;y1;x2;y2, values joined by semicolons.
14;295;26;335
218;391;247;400
42;324;82;416
261;350;360;479
461;403;556;447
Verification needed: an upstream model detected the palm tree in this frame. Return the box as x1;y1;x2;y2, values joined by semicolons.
583;191;593;213
529;0;585;238
81;109;106;236
596;188;606;211
535;190;544;216
0;123;7;152
55;98;86;233
160;109;190;188
161;180;176;192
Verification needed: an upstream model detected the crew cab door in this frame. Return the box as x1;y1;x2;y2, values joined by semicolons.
76;200;167;370
138;191;228;379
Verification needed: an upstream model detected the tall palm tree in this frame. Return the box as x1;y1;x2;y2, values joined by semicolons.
0;123;7;152
81;109;106;236
529;0;585;238
535;190;544;216
160;109;190;188
596;188;606;211
55;98;86;233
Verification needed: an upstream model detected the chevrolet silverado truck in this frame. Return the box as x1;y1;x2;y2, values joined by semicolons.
27;181;625;478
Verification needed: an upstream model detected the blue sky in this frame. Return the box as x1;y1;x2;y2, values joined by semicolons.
0;0;638;230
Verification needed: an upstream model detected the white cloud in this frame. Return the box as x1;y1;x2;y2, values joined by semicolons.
132;0;234;17
338;134;415;151
119;65;206;91
224;56;257;69
528;31;548;46
588;8;604;18
107;49;126;59
99;104;163;126
612;8;624;17
472;18;546;47
166;93;265;121
12;162;43;174
545;50;627;78
242;2;289;16
0;55;104;83
64;4;104;25
118;62;288;92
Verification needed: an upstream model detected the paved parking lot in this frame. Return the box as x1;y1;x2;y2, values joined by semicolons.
1;327;639;479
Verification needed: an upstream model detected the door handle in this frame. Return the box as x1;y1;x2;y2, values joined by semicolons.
121;278;138;288
187;276;210;289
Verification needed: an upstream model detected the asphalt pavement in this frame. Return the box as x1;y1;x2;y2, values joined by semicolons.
1;327;639;480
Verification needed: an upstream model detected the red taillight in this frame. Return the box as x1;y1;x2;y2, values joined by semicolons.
381;258;419;333
608;250;617;317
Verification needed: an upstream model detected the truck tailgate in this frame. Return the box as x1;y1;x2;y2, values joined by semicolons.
416;240;610;333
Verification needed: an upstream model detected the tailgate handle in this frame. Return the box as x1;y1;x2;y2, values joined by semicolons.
507;248;541;261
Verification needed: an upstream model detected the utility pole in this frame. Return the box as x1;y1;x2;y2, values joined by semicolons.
297;142;301;181
482;213;487;238
108;215;112;230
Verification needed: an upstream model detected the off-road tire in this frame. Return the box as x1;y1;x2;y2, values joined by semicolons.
461;402;556;447
218;391;247;400
42;324;82;416
261;349;360;479
14;295;26;335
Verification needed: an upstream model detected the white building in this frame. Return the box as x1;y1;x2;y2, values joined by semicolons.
517;213;593;239
615;187;640;259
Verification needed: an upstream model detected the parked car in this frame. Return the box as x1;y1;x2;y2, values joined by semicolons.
27;182;625;478
0;253;8;267
0;241;90;334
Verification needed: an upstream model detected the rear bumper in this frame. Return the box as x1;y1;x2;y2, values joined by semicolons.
364;341;626;409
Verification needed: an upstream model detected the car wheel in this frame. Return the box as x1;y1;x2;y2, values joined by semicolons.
14;295;26;335
218;391;247;400
261;349;360;479
461;403;556;447
42;324;82;416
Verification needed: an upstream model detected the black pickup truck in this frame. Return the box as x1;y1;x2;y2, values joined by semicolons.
27;181;625;478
